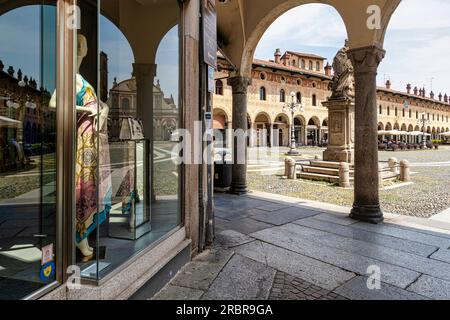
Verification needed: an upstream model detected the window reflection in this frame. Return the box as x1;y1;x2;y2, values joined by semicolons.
0;2;57;299
75;0;181;280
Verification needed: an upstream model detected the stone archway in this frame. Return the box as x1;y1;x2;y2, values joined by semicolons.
254;112;272;147
217;0;402;221
273;113;290;147
294;115;307;146
307;117;321;146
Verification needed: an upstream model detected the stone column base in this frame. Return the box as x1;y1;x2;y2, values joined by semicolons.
350;205;384;224
229;183;248;195
323;147;353;163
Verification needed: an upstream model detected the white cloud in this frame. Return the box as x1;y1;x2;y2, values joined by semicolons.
255;0;450;95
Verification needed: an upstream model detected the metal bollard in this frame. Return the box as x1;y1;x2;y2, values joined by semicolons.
388;157;398;174
285;157;297;180
400;160;411;182
339;162;350;188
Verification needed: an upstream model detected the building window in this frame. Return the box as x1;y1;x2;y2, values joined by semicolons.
292;60;296;67
387;106;390;116
260;72;266;80
122;97;130;109
316;61;320;71
379;105;382;114
301;59;305;69
402;108;405;117
409;109;412;118
416;111;419;119
215;79;223;95
312;94;317;106
296;92;302;104
395;107;398;116
260;87;266;101
280;89;286;103
309;61;313;70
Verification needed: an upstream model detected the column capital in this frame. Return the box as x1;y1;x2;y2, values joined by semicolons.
132;63;157;78
227;76;252;94
347;46;385;74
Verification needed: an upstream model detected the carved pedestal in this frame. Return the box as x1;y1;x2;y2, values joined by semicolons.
322;98;354;163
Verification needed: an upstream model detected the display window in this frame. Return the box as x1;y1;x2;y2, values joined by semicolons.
0;0;184;299
0;1;58;299
74;0;182;280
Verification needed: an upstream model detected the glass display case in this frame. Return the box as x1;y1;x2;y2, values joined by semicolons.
108;139;152;241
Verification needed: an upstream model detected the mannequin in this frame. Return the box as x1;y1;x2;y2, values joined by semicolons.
50;34;111;257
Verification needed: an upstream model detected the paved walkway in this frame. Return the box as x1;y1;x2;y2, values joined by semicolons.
153;191;450;300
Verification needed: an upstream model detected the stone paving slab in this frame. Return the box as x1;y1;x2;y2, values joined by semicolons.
215;208;253;221
351;221;450;248
215;195;274;212
249;207;319;226
233;240;355;290
334;276;427;300
216;217;274;235
250;226;420;288
294;217;438;257
311;212;359;226
152;285;204;300
255;203;292;212
280;223;450;282
390;217;450;239
407;275;450;300
215;230;254;248
171;250;234;291
430;248;450;264
202;254;276;300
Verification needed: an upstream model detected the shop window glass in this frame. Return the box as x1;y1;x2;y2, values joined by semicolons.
0;1;57;299
74;0;182;280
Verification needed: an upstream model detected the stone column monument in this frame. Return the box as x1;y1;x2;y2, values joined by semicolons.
323;40;355;163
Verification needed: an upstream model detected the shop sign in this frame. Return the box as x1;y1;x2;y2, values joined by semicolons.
208;66;215;93
203;0;217;67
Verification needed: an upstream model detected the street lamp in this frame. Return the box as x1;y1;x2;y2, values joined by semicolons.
283;91;304;155
417;112;430;148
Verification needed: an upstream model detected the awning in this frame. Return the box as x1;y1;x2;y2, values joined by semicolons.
441;132;450;137
0;116;20;128
378;130;431;136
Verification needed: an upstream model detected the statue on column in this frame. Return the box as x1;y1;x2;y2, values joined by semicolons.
330;40;354;100
322;40;355;163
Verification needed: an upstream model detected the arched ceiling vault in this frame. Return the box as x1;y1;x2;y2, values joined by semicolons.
217;0;401;77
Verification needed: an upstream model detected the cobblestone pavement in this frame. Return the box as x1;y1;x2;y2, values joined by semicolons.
153;192;450;301
246;146;450;218
269;271;347;300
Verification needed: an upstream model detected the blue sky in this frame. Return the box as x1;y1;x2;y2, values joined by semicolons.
255;0;450;95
